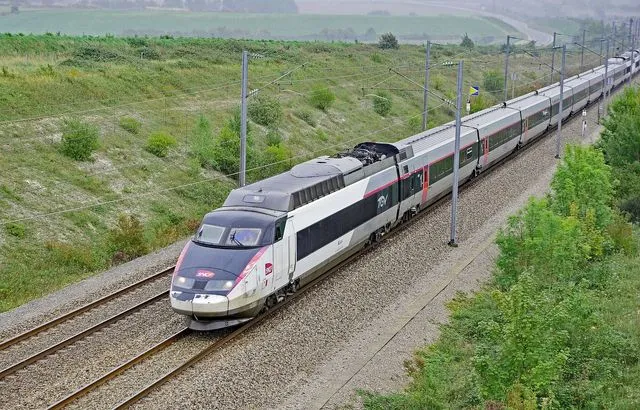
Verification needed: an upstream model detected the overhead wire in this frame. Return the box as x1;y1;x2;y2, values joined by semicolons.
1;101;450;226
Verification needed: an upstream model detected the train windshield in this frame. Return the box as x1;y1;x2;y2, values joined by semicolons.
192;210;277;248
194;225;263;247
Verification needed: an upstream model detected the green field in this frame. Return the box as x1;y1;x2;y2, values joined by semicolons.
0;32;603;311
0;9;520;43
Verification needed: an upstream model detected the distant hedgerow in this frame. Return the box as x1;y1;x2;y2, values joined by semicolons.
60;119;99;161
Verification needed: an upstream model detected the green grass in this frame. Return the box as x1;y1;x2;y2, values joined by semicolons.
0;34;602;312
0;9;520;43
362;106;640;408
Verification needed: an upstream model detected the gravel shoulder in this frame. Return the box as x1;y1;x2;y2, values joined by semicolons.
278;105;608;409
0;84;623;410
0;240;186;340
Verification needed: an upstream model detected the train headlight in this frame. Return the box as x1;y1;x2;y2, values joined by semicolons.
204;280;235;291
173;276;194;289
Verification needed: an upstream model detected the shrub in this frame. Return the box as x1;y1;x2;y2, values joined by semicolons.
294;109;316;127
60;119;100;161
253;144;290;180
370;52;383;63
45;241;98;270
432;74;446;92
483;70;504;95
213;124;241;176
190;116;217;169
378;32;399;49
309;86;336;111
5;223;26;238
119;117;141;134
145;131;176;158
620;197;640;224
265;129;283;146
109;214;148;263
373;91;392;116
248;95;283;127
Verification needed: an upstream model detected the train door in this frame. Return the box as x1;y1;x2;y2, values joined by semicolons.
481;138;489;168
523;117;529;143
421;167;429;204
272;217;294;290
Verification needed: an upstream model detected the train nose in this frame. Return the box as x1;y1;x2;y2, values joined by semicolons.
170;292;229;317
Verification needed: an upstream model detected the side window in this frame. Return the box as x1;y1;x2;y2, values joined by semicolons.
274;219;287;242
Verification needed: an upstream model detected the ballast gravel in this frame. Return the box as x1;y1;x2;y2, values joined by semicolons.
128;93;615;410
0;83;632;410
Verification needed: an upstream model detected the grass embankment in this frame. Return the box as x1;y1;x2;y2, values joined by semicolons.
363;88;640;408
0;10;519;43
0;35;602;312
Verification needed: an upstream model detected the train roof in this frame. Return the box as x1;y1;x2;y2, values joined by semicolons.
462;104;520;128
392;122;476;155
222;142;401;212
506;92;548;110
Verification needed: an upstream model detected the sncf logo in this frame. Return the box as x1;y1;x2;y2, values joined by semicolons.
265;263;273;275
196;270;215;278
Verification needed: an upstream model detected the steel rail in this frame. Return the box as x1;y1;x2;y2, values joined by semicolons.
109;81;625;409
108;77;631;409
0;291;169;380
48;328;190;410
111;248;380;409
0;266;174;351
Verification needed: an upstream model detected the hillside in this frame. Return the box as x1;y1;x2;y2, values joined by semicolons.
0;35;604;311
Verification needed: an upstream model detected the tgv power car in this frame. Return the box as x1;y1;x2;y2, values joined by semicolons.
171;48;640;330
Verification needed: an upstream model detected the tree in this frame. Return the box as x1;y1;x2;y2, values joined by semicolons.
460;33;474;48
378;32;399;50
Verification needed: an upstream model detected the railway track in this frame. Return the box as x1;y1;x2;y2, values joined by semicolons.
2;80;632;409
0;267;174;381
80;89;618;409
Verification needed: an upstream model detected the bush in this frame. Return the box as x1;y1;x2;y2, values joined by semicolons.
190;116;217;169
145;131;176;158
378;32;399;49
5;223;26;238
213;124;242;176
265;129;282;146
620;197;640;224
373;91;392;116
309;86;336;111
483;70;504;95
252;144;290;180
248;95;283;127
294;109;316;127
60;119;100;161
119;117;141;134
109;214;148;263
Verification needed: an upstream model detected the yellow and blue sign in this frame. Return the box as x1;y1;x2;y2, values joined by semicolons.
470;86;479;96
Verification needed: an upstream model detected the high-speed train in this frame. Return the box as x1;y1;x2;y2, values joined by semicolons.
171;48;640;330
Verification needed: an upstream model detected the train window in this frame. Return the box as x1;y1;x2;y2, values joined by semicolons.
195;224;225;246
274;219;286;242
465;147;473;160
227;228;262;247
